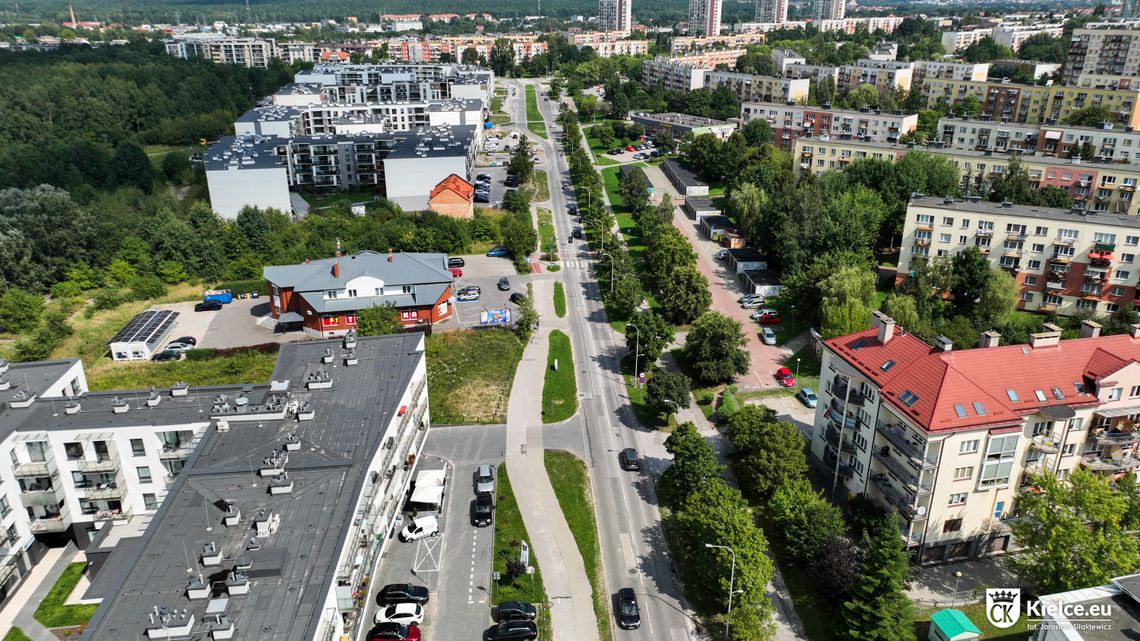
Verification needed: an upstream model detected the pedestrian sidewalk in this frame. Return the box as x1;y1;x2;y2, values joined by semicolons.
1;542;81;641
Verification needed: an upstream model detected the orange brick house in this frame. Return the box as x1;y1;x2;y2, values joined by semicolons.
428;174;475;219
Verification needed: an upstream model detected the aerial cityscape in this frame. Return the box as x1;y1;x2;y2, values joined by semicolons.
2;1;1140;641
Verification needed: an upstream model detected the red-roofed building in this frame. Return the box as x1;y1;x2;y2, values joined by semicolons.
427;174;475;219
813;311;1140;563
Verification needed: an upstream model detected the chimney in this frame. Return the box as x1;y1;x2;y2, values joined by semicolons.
1080;319;1102;339
936;335;953;352
388;248;394;263
872;311;895;344
331;260;340;279
978;330;1001;348
335;237;342;258
1029;325;1063;349
1131;323;1140;338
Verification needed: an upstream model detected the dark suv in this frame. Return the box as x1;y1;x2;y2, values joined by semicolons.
617;588;641;630
376;584;429;605
485;621;538;641
448;257;466;268
473;492;494;527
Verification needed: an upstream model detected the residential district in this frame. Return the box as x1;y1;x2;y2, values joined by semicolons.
6;2;1140;641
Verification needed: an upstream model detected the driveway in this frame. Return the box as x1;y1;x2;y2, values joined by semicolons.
202;298;303;349
152;301;215;349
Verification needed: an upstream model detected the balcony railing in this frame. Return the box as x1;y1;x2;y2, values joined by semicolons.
875;421;930;465
1092;429;1140;446
30;515;68;534
874;448;933;495
1030;434;1061;454
1081;453;1140;472
11;461;50;477
1050;254;1073;264
75;454;119;473
1046;281;1066;291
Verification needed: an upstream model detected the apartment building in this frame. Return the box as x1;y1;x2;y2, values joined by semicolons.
912;61;990;88
631;112;737;139
294;63;493;106
936;116;1041;154
785;62;841;85
837;59;913;93
939;116;1140;164
734;21;808;33
703;70;810;103
165;33;275;68
598;0;632;33
236;99;484;138
772;48;805;75
1064;22;1140;86
754;0;788;25
991;23;1064;51
688;0;723;37
989;59;1062;82
671;32;768;53
940;28;993;54
899;197;1140;315
740;101;917;150
74;333;432;641
816;16;905;35
811;0;845;22
561;31;649;56
792;138;1140;216
919;78;1140;129
641;50;747;92
813;312;1140;563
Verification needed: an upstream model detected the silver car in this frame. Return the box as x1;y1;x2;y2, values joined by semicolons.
475;464;495;494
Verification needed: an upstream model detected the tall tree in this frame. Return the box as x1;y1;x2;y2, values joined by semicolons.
727;405;809;503
357;303;401;336
646;370;692;416
950;246;992;313
662;422;724;506
683;312;750;383
769;478;847;564
657;266;711;324
841;522;914;641
625;309;675;363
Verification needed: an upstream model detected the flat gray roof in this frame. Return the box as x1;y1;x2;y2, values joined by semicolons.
204;135;288;172
663;158;707;188
909;195;1140;229
80;334;424;641
631;112;732;128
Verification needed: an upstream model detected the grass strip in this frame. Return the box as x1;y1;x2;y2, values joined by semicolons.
529;169;551;202
87;349;279;391
3;627;33;641
553;282;567;318
541;330;578;423
543;451;613;641
525;85;547;139
34;563;97;628
492;464;554;641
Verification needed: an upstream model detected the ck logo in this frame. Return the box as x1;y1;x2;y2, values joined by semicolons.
986;588;1022;629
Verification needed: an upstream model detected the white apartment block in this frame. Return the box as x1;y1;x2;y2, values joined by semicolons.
837;59;914;93
785;63;841;85
641;50;747;92
912;60;990;87
688;0;723;37
817;16;905;34
740;101;917;149
598;0;632;33
772;48;806;75
1065;23;1140;85
754;0;788;25
814;310;1140;563
703;70;810;103
671;33;769;54
936;117;1042;154
938;116;1140;164
165;33;275;68
734;21;808;33
811;0;845;22
992;22;1065;51
940;29;992;53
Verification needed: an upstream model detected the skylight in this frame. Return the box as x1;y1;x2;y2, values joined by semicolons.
853;339;867;350
881;360;896;372
1051;387;1065;400
1074;382;1086;394
954;404;967;418
973;401;986;416
1006;390;1019;402
1034;390;1047;402
900;390;920;406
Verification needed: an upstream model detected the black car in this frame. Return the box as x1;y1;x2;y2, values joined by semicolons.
509;292;526;305
567;205;578;215
473;492;494;527
367;623;418;641
448;257;466;268
617;588;641;630
496;601;537;622
572;226;583;239
195;300;223;312
376;583;430;605
618;448;640;471
498;277;511;291
171;336;198;346
475;194;490;203
485;621;538;641
151;350;182;362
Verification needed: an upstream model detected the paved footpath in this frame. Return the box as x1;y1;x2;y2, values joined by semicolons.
505;277;599;641
1;542;79;641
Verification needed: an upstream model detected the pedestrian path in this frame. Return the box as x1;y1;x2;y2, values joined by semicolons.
1;542;81;641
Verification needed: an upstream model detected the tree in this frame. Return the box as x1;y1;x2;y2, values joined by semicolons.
810;536;864;599
841;522;914;641
950;246;992;313
976;269;1018;325
549;76;564;98
662;422;724;506
488;38;516;77
727;405;809;503
822;299;872;339
951;94;982;117
357;303;402;336
594;122;615;148
881;293;919;330
0;186;94;291
626;309;675;363
683;312;750;383
619;168;650;214
105;258;138;287
500;214;537;267
605;275;644;318
0;289;44;333
657;266;711;324
502;188;532;216
652;131;677;154
645;227;696;291
740;118;773;146
514;291;539;341
1009;468;1140;593
960;36;1014;63
647;370;691;416
769;479;847;564
610;92;631;119
509;136;535;185
461;47;480;65
129;275;167;301
112;140;158;192
1066;104;1114;127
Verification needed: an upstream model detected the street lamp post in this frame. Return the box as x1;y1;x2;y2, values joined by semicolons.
704;543;737;637
952;571;963;607
626;323;641;388
794;357;801;393
601;253;616;294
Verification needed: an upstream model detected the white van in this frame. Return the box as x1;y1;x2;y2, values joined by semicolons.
399;516;439;542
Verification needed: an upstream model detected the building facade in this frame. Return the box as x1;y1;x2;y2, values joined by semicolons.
814;314;1140;563
811;0;844;22
1064;23;1140;86
991;23;1065;51
165;33;275;68
940;29;993;54
640;50;747;92
754;0;788;25
741;102;917;150
688;0;723;37
836;59;913;93
938;116;1140;164
598;0;632;33
918;78;1140;129
670;33;768;53
702;70;810;103
630;112;737;139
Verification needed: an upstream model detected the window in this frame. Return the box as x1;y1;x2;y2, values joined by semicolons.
347;289;358;297
979;434;1018;488
943;518;963;534
1035;226;1049;236
131;439;145;457
1077;300;1098;311
900;390;920;406
1127;235;1140;246
1107;303;1120;313
954;404;967;418
345;314;357;326
972;401;986;416
1021;292;1034;302
325;290;339;299
321;315;338;327
1031;420;1053;436
143;493;158;510
0;496;10;518
1063;443;1077;456
939;233;952;243
137;466;152;483
1006;389;1019;402
1034;390;1047;402
4;525;16;546
1112;286;1126;297
1059;228;1079;241
26;442;46;463
1109;387;1123;401
942;217;954;226
1095;232;1117;244
961;219;971;229
948;493;967;506
960;439;980;454
1031;243;1045;253
1131;385;1140;398
1027;260;1041;270
64;442;83;461
953;467;973;481
1115;270;1131;281
1123;253;1135;263
1025;276;1038;286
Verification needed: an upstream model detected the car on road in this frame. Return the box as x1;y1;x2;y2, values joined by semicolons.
498;277;511;291
775;367;796;388
485;621;538;641
760;327;777;345
797;387;818;408
367;622;421;641
573;226;583;238
448;257;466;268
753;309;781;325
509;292;527;305
164;342;193;352
741;298;764;309
374;603;424;626
496;601;537;622
487;247;510;257
473;492;494;528
398;516;439;542
170;336;197;346
376;584;430;605
618;448;641;472
617;588;641;630
151;350;182;362
194;300;223;312
449;267;463;278
715;249;728;260
457;286;481;302
475;464;496;494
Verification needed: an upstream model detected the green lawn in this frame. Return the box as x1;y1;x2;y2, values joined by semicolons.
541;330;578;423
537;208;557;262
553;282;567;318
87;349;280;391
35;563;98;628
529;169;551;202
302;186;378;210
764;294;812;345
493;464;554;641
426;329;526;424
543;451;612;641
601;166;626;210
525;85;547;139
621;353;662;428
913;602;1026;641
3;628;32;641
584;124;620;166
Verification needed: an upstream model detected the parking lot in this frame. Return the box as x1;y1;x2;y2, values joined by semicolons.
472;165;515;208
201;298;301;349
450;256;529;329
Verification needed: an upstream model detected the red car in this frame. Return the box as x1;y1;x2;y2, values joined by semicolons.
367;623;421;641
625;145;636;152
753;309;781;325
776;367;796;388
449;267;463;278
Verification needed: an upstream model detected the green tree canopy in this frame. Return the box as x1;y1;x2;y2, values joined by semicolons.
683;311;750;383
727;405;809;503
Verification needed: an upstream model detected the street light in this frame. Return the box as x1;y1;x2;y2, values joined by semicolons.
952;571;963;607
704;543;737;637
794;357;801;393
626;323;641;388
601;252;616;294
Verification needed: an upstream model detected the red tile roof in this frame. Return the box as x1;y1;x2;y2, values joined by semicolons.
825;327;1140;433
429;174;474;201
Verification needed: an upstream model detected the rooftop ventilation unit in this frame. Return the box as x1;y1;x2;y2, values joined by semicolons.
112;397;129;414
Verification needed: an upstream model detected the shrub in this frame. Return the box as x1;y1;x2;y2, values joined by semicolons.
718;385;740;422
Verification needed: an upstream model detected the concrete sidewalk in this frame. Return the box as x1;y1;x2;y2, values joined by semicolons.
2;542;82;641
505;279;599;641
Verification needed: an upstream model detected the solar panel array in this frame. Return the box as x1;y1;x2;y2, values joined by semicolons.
108;310;180;347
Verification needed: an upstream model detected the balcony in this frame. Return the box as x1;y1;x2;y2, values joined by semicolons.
975;229;994;238
30;514;69;534
1007;231;1027;241
824;447;854;480
75;455;119;473
1082;453;1140;473
869;473;924;520
11;461;50;477
20;486;59;505
1095;241;1117;252
827;410;859;431
92;508;132;523
830;377;866;406
1046;281;1066;291
823;425;842;449
874;447;931;494
875;421;931;465
1092;429;1140;446
1030;434;1061;454
914;238;931;248
1049;254;1073;264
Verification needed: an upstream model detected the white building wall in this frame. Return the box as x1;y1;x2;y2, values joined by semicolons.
384;155;470;211
206;166;292;219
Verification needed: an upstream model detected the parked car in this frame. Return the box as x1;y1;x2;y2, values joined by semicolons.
567;205;578;215
617;588;641;630
607;149;623;155
475;464;496;494
170;336;197;346
498;277;511;291
151;350;182;362
473;492;494;527
760;327;777;346
741;299;764;309
457;286;481;302
475;193;490;203
737;293;763;303
496;601;538;622
775;367;796;388
752;309;781;325
796;388;818;408
715;249;729;260
449;267;463;278
485;621;538;641
487;247;510;257
509;292;527;305
399;516;439;542
448;257;466;268
625;145;635;152
374;603;424;626
366;623;421;641
164;342;192;352
477;173;491;181
376;584;430;605
194;300;223;312
618;448;640;472
572;226;583;239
